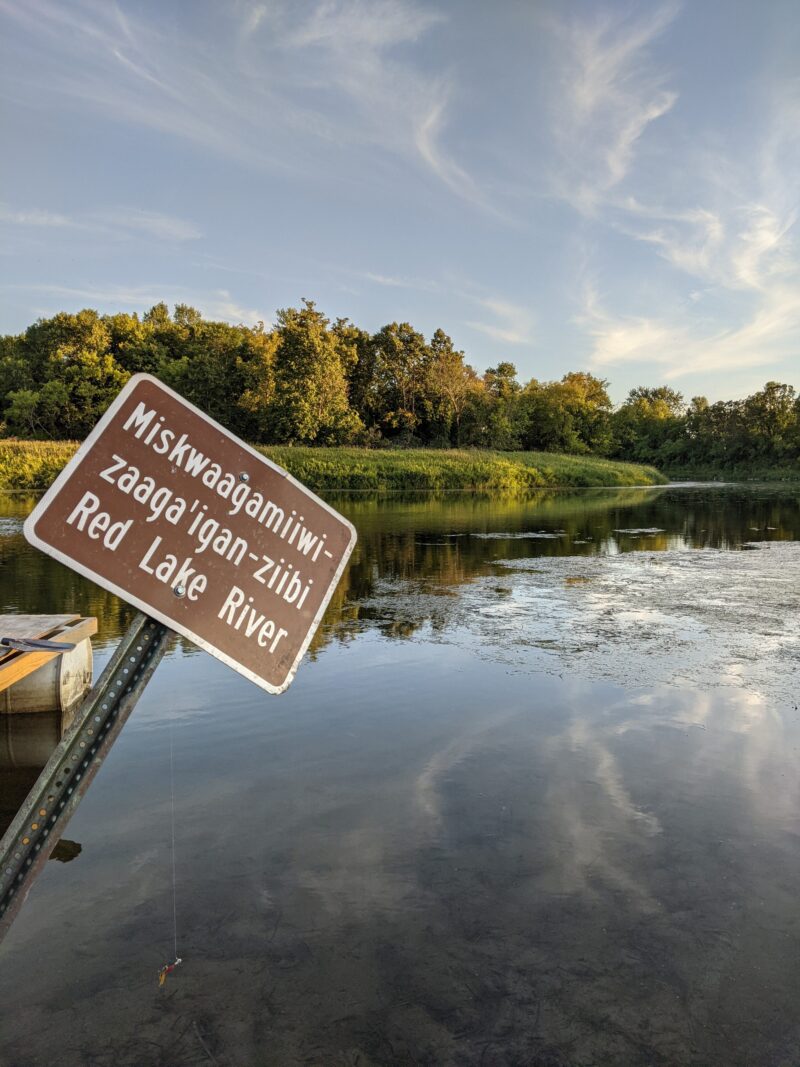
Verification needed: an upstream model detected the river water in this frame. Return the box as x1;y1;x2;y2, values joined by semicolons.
1;484;799;1066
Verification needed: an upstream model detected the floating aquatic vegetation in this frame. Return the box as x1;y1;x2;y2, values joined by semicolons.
471;530;566;540
341;541;800;706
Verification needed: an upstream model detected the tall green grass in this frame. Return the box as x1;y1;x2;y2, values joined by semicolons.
504;450;668;488
0;440;80;491
0;440;665;493
261;447;666;490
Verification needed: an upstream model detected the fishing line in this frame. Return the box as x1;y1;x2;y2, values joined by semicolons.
159;717;182;987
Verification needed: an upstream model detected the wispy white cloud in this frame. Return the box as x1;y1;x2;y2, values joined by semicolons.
361;271;439;292
616;196;797;295
466;297;535;346
203;290;268;327
358;269;535;346
730;204;797;291
4;283;267;327
0;205;76;228
556;7;800;389
1;0;481;207
356;265;535;346
581;276;800;381
580;285;675;368
582;192;799;386
105;210;202;242
280;0;441;51
550;4;679;213
414;93;492;210
6;283;181;309
0;202;201;241
240;3;267;38
619;200;726;279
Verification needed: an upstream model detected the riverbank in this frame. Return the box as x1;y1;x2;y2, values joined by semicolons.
0;440;666;492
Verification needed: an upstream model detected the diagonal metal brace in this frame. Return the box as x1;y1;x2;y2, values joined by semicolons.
0;613;172;942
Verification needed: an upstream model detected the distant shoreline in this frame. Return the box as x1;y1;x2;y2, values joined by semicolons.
663;465;800;484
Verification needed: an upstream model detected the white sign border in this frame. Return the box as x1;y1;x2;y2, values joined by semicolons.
23;373;357;695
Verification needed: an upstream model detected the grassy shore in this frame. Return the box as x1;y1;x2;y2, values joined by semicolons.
0;441;80;492
0;439;665;492
263;447;666;491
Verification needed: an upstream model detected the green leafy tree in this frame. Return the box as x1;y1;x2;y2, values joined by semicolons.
143;302;171;326
518;373;611;454
484;362;520;402
334;319;374;425
425;329;477;445
518;380;581;453
480;362;522;448
369;323;430;440
682;384;800;468
270;300;361;444
2;389;42;437
104;312;166;376
235;326;280;442
611;386;687;463
558;372;613;453
160;319;277;439
741;382;797;461
2;310;128;438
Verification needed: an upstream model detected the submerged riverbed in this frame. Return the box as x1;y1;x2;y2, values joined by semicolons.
1;484;799;1066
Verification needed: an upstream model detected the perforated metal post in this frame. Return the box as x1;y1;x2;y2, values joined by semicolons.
0;613;171;942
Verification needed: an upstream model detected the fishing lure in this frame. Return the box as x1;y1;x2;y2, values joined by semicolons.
158;957;182;987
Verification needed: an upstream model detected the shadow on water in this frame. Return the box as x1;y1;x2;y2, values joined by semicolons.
0;485;799;1065
0;710;83;864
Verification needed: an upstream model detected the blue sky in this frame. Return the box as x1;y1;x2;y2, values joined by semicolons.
1;0;798;402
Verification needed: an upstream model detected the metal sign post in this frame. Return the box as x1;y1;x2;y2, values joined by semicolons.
0;614;170;940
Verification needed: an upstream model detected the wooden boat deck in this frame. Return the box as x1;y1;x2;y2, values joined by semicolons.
0;615;97;695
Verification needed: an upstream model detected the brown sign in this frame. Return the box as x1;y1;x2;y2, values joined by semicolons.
24;375;356;694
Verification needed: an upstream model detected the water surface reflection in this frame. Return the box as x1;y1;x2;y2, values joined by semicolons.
0;486;798;1066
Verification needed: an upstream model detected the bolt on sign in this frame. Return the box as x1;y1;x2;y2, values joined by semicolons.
24;375;357;694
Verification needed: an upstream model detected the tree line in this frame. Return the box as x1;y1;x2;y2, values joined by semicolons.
0;301;797;469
